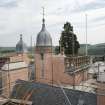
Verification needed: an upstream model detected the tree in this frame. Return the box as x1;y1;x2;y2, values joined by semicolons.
55;46;60;55
59;22;80;56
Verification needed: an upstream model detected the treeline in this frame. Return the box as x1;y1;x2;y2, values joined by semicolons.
0;47;15;54
79;43;105;56
54;43;105;56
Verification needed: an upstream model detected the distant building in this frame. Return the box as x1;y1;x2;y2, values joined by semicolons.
1;61;28;97
88;61;105;79
86;61;105;105
16;34;28;54
0;35;31;98
0;34;30;65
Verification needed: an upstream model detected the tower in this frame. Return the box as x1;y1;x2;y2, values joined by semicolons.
16;34;27;54
35;8;53;84
9;34;29;64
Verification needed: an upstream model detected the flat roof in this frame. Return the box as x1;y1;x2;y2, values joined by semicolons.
1;61;28;71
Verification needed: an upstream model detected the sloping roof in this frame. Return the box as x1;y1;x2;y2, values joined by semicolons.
0;97;8;105
11;80;97;105
36;18;52;47
2;99;32;105
3;101;27;105
1;62;28;71
3;102;30;105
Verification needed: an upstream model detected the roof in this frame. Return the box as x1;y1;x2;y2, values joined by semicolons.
88;62;105;74
2;99;32;105
16;34;27;53
36;18;52;47
0;97;8;105
11;80;97;105
1;62;28;71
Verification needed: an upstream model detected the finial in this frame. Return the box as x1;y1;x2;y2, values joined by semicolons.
20;34;22;40
42;7;45;24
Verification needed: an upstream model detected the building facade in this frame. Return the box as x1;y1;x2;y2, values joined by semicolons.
35;14;90;87
1;61;28;97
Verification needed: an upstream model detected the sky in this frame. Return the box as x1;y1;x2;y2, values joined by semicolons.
0;0;105;47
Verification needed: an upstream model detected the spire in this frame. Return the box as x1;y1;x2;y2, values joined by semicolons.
20;34;23;40
36;7;52;47
42;7;45;30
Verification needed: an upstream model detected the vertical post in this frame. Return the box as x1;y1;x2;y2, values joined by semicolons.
29;35;33;81
42;7;45;20
34;43;36;81
72;34;75;56
72;45;75;89
30;35;32;55
73;72;75;90
51;47;53;86
72;34;75;90
97;63;100;80
7;61;11;98
71;63;75;90
85;14;88;56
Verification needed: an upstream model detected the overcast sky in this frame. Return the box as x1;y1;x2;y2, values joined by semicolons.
0;0;105;47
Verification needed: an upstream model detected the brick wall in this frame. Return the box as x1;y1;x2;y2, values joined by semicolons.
10;53;30;64
2;67;28;97
35;53;88;86
96;83;105;105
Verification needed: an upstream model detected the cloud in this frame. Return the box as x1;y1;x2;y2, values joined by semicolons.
89;18;105;29
92;16;105;22
0;0;105;46
72;0;105;13
49;0;105;16
0;0;18;8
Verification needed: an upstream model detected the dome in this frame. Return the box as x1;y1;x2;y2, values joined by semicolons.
36;18;52;47
16;34;28;53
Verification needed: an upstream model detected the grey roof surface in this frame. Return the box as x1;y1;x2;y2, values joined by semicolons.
36;19;52;47
11;80;97;105
16;34;27;53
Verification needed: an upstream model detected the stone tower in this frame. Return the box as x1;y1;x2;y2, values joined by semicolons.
35;8;53;84
16;34;27;54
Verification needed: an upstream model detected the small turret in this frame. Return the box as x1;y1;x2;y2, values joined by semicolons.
16;34;27;54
